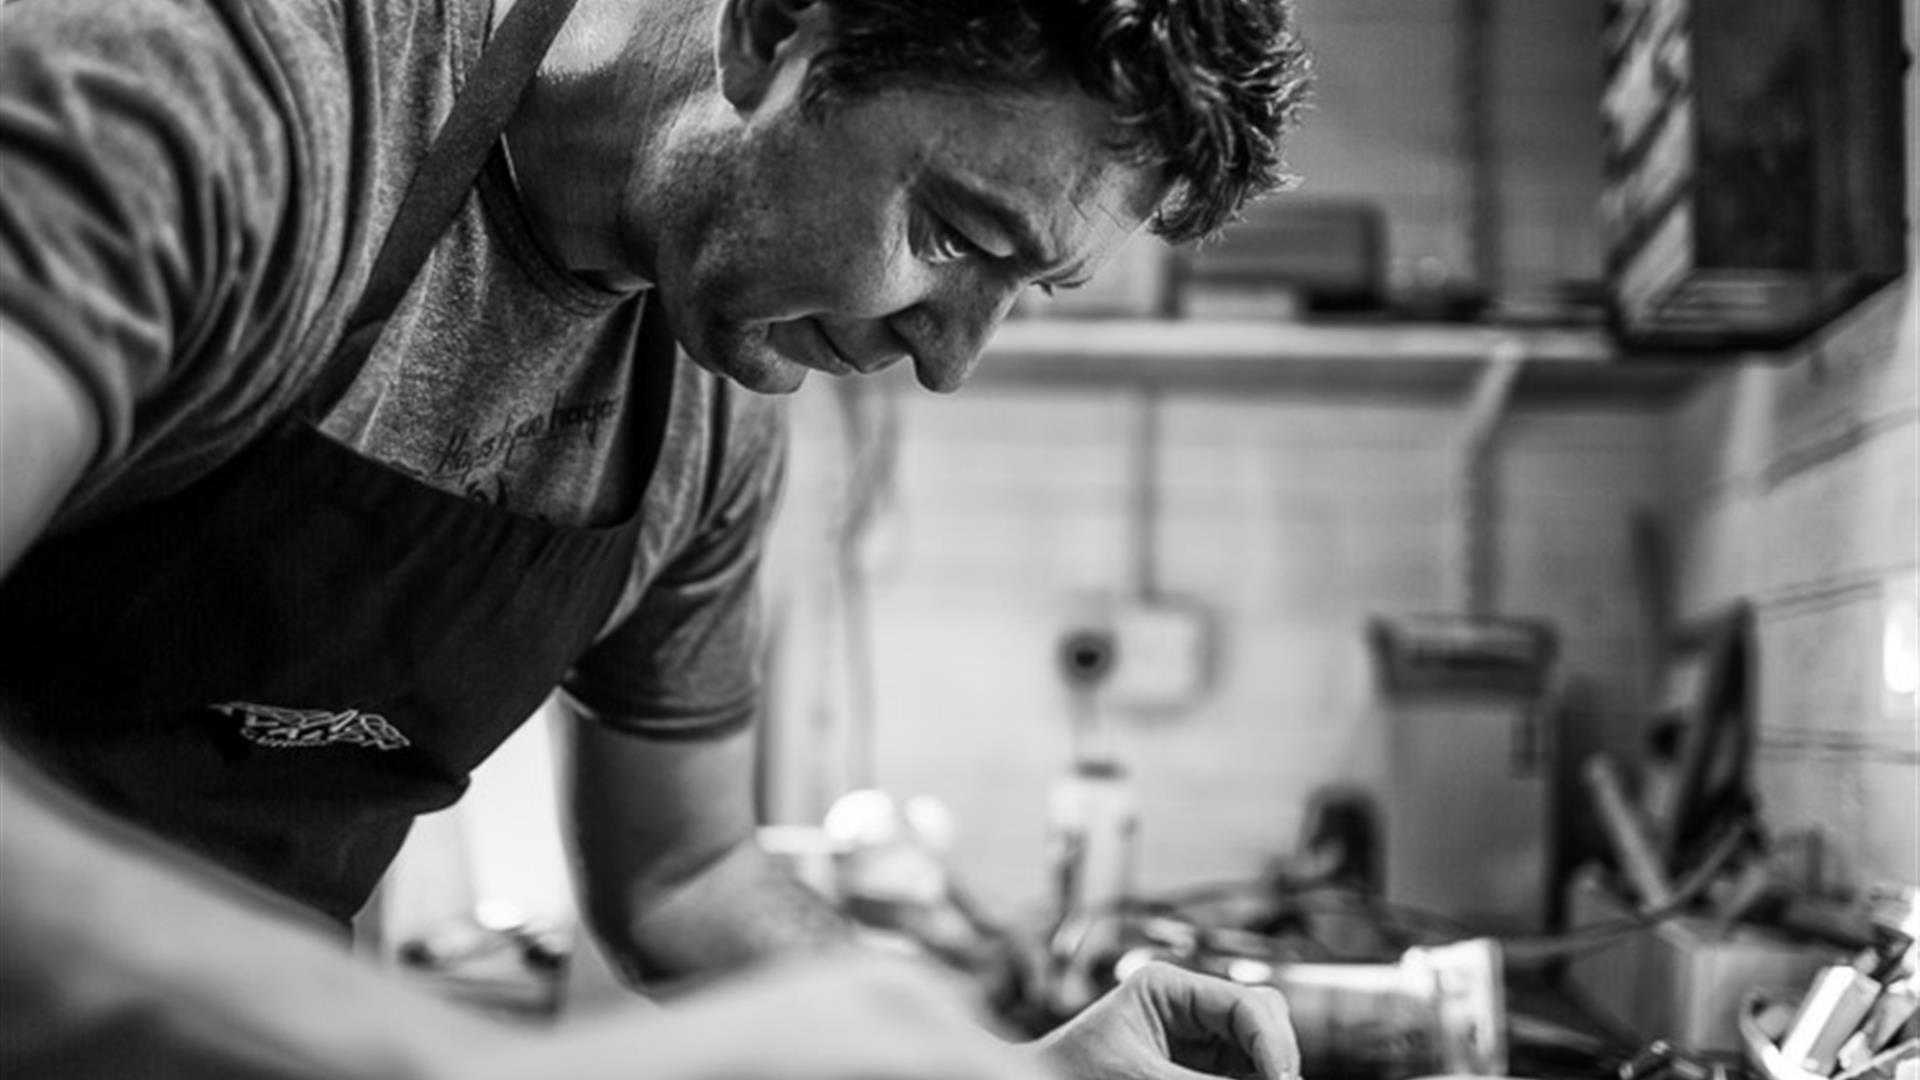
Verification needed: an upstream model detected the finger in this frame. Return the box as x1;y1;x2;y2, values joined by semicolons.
1137;963;1301;1080
1237;984;1300;1080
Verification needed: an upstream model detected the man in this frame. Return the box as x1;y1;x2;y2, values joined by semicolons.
0;0;1311;1074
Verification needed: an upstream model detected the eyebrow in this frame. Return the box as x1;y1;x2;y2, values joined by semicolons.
923;173;1088;286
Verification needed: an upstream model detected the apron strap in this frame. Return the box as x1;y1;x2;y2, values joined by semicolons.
302;0;582;418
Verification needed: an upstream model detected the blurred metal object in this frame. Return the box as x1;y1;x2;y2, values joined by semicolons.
1044;758;1139;1014
395;905;573;1020
1856;981;1919;1054
1583;753;1676;911
817;788;1028;1008
1782;967;1890;1076
1128;936;1509;1080
1274;937;1507;1079
1617;1039;1677;1080
1745;981;1920;1080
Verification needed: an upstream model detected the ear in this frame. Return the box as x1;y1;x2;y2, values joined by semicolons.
716;0;829;110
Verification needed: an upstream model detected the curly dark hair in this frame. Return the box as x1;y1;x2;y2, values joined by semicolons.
801;0;1311;243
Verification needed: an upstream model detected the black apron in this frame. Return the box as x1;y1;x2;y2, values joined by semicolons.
0;0;672;928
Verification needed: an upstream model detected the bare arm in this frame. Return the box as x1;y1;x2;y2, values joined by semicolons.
556;696;854;990
552;695;1305;1080
0;741;537;1080
3;739;1063;1080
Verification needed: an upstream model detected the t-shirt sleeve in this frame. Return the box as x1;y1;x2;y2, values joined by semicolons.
0;0;298;470
561;392;789;741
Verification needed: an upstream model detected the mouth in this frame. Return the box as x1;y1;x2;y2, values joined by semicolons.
770;319;856;376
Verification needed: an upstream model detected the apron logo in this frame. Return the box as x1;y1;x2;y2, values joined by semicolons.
213;702;411;751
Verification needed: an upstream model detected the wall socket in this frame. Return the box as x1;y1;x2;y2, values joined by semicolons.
1071;598;1217;714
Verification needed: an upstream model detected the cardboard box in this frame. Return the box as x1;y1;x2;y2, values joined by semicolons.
1563;866;1844;1053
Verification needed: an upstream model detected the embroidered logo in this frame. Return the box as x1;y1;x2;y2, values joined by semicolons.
213;702;411;751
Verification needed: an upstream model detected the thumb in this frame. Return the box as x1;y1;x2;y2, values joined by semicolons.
1135;963;1301;1080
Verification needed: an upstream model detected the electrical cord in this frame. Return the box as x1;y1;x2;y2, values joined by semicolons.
1046;815;1755;976
1499;816;1754;968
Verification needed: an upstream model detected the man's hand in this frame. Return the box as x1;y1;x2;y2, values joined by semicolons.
1031;961;1301;1080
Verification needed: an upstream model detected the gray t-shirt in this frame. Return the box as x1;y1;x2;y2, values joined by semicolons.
0;0;783;736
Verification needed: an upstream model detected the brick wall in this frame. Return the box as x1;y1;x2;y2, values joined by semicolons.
1657;5;1919;892
760;0;1918;917
1664;284;1919;889
1277;0;1606;295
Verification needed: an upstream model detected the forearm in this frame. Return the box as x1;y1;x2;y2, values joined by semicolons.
557;694;857;990
0;744;526;1080
589;833;855;988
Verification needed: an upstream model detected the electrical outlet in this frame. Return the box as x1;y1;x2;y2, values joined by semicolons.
1101;599;1217;713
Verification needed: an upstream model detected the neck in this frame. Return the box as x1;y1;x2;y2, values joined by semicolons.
495;0;713;290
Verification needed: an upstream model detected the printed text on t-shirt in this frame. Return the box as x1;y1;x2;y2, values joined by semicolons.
431;392;623;480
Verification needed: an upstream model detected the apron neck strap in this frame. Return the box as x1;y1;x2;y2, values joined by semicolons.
304;0;583;417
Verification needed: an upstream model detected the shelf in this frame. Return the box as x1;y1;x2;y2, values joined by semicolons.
971;318;1710;403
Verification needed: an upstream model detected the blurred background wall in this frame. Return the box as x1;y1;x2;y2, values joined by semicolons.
755;0;1918;922
375;0;1917;988
1666;283;1918;890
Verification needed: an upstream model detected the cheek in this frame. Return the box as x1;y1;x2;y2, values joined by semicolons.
700;124;922;318
770;195;920;314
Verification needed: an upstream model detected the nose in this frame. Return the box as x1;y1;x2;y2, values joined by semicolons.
890;273;1024;394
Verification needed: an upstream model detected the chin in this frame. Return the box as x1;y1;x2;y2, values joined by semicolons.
660;289;815;393
723;359;811;396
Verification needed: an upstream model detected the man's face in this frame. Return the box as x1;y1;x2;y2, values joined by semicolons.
646;80;1162;395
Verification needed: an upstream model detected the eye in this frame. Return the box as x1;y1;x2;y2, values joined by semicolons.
1033;277;1089;299
914;214;983;266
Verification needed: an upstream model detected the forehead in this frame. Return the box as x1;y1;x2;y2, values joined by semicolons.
850;83;1165;252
